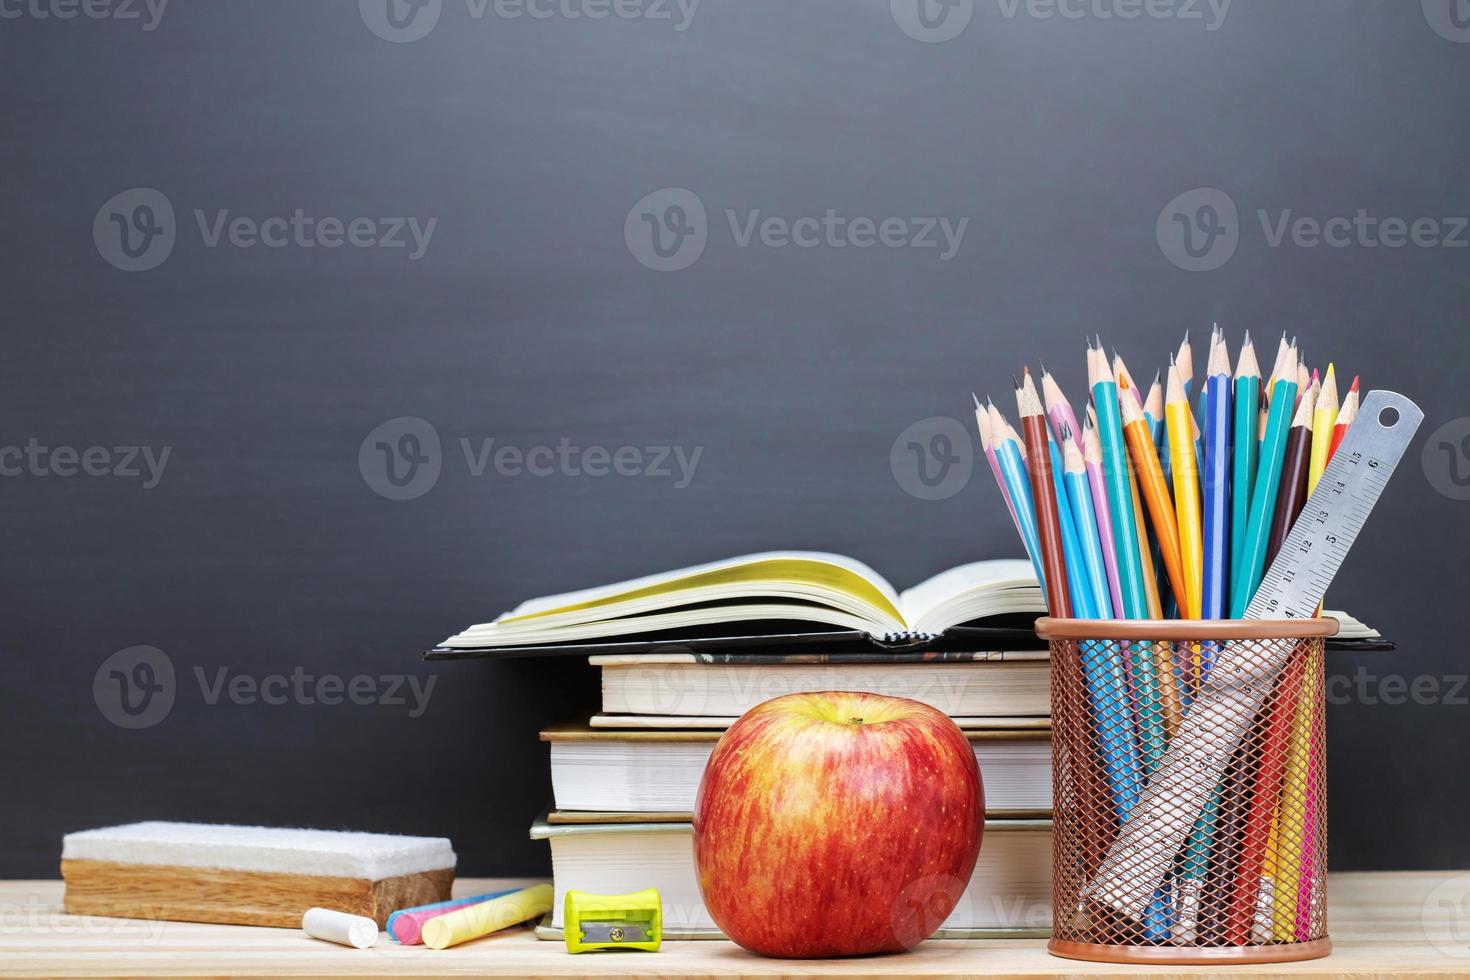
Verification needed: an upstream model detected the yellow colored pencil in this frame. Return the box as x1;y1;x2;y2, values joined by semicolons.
1309;364;1339;494
1165;362;1203;620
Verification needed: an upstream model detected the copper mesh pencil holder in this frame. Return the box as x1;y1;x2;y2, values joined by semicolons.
1036;617;1337;965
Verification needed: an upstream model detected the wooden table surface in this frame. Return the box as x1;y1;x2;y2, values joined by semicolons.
2;872;1468;978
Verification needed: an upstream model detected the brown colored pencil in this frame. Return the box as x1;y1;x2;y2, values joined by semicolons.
1265;378;1317;567
1017;369;1072;618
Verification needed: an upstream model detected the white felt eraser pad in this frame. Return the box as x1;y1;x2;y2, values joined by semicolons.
61;822;456;880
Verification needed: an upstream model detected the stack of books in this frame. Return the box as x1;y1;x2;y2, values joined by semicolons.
433;553;1058;940
428;551;1384;941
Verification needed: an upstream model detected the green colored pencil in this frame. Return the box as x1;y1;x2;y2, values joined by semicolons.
1230;340;1299;616
1229;332;1260;599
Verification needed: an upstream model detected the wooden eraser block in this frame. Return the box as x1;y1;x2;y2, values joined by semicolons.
61;822;455;928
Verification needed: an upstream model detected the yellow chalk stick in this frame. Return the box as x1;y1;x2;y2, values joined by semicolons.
421;883;553;950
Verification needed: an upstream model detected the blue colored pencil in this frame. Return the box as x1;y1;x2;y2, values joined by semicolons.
987;402;1048;600
1060;423;1142;819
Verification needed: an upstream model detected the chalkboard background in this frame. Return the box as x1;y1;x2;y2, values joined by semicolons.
4;1;1468;877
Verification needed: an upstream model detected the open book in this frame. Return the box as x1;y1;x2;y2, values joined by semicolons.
434;553;1044;652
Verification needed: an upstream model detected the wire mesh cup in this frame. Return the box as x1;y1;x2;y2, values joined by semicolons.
1035;617;1337;965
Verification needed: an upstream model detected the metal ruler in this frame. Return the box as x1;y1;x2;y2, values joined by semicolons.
1086;390;1423;919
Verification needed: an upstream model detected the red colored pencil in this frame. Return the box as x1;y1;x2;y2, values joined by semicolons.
1227;650;1310;945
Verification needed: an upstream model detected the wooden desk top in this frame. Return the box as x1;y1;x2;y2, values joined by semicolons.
1;872;1467;978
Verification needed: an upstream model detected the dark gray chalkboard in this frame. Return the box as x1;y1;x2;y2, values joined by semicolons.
3;0;1468;877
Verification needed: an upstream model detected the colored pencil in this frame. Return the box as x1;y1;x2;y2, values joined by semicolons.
1201;334;1232;622
1088;344;1149;620
1045;428;1095;623
1060;423;1142;818
1265;380;1316;568
1080;409;1126;619
1273;639;1317;940
1165;362;1204;620
1230;340;1299;616
1227;649;1309;945
1294;365;1338;935
1129;464;1166;620
1329;376;1359;459
1230;333;1261;583
1309;365;1339;497
1145;371;1179;622
1119;374;1190;619
1179;329;1205;477
1118;375;1184;745
1018;370;1072;618
1111;350;1167;618
1060;425;1113;620
987;402;1047;596
1089;344;1167;784
975;394;1023;538
1045;368;1124;616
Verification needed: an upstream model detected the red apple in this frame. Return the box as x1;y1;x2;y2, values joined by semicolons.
693;691;983;957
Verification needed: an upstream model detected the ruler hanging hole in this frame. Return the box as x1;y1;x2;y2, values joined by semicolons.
1377;405;1400;428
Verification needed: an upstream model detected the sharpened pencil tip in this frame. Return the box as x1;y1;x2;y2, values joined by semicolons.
973;392;982;409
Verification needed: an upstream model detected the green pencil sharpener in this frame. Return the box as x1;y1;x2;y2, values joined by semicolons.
563;888;662;953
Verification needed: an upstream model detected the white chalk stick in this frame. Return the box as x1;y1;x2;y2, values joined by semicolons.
302;907;378;949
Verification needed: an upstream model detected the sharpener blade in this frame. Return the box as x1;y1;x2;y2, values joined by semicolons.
580;922;651;944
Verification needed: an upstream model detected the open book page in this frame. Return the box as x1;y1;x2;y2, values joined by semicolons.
898;560;1045;633
441;553;907;648
439;603;885;648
